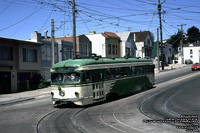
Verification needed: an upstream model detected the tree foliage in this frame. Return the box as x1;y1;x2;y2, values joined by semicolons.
166;30;184;50
186;26;200;43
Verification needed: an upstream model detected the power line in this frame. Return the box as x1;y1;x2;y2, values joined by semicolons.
0;0;15;15
0;4;45;32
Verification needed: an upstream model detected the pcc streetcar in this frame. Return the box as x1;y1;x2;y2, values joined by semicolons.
50;57;155;106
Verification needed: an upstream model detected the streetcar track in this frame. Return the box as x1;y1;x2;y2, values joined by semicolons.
99;102;126;133
36;108;60;133
36;107;86;133
139;83;178;121
112;98;144;133
139;71;200;120
71;108;87;133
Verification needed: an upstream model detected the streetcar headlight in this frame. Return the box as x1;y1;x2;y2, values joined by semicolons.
59;91;65;97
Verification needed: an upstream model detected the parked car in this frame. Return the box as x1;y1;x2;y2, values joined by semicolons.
191;63;200;71
185;59;193;64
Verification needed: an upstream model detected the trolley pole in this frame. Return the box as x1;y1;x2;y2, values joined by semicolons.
158;0;166;70
177;24;186;64
51;19;55;66
72;0;77;59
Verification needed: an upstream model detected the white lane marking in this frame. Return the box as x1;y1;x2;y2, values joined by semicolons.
164;89;183;117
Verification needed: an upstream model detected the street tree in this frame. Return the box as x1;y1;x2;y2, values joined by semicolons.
186;26;200;43
166;30;184;51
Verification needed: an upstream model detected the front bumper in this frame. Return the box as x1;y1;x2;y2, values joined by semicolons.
52;97;84;102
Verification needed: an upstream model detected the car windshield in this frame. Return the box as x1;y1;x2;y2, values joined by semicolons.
193;63;200;66
51;72;80;84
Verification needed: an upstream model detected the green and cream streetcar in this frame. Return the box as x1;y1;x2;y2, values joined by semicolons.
50;57;155;106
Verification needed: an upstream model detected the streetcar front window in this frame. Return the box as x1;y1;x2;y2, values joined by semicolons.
51;73;64;83
63;73;80;84
51;72;80;84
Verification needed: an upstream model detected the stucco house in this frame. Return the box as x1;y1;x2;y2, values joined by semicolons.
0;37;41;93
116;32;137;57
86;31;121;57
165;43;173;64
133;31;154;58
54;35;92;58
183;43;200;63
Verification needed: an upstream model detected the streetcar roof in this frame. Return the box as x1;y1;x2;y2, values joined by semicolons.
51;57;153;72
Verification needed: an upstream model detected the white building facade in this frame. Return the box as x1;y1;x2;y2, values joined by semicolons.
183;43;200;63
86;32;121;57
116;32;137;57
86;33;106;57
133;31;153;58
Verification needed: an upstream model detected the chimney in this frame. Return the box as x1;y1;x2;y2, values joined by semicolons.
44;30;48;39
30;31;41;42
90;31;96;34
133;33;136;42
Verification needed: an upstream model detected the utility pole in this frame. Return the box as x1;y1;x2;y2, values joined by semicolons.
72;0;77;59
177;24;186;64
51;19;55;66
158;0;166;70
157;28;160;70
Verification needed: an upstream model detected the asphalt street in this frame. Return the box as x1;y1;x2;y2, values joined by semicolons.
0;65;200;133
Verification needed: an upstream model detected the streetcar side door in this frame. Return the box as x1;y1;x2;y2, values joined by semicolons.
90;69;105;101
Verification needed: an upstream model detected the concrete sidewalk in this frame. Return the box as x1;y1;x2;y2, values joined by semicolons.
154;63;188;73
0;63;189;105
0;87;51;105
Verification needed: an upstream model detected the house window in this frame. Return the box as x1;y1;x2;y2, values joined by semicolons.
190;49;193;54
23;48;37;62
112;44;115;54
178;48;181;52
108;44;111;54
145;48;149;56
0;46;13;61
63;48;72;60
116;45;118;55
169;48;172;54
147;39;150;45
126;47;130;56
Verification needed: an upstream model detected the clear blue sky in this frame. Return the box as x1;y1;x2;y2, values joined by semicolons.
0;0;200;41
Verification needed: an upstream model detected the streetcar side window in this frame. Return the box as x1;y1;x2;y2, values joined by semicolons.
131;66;136;74
105;69;112;79
85;71;91;82
86;70;104;83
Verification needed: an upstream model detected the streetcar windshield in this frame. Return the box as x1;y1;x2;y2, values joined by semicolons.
51;73;64;84
51;72;80;84
63;72;80;84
